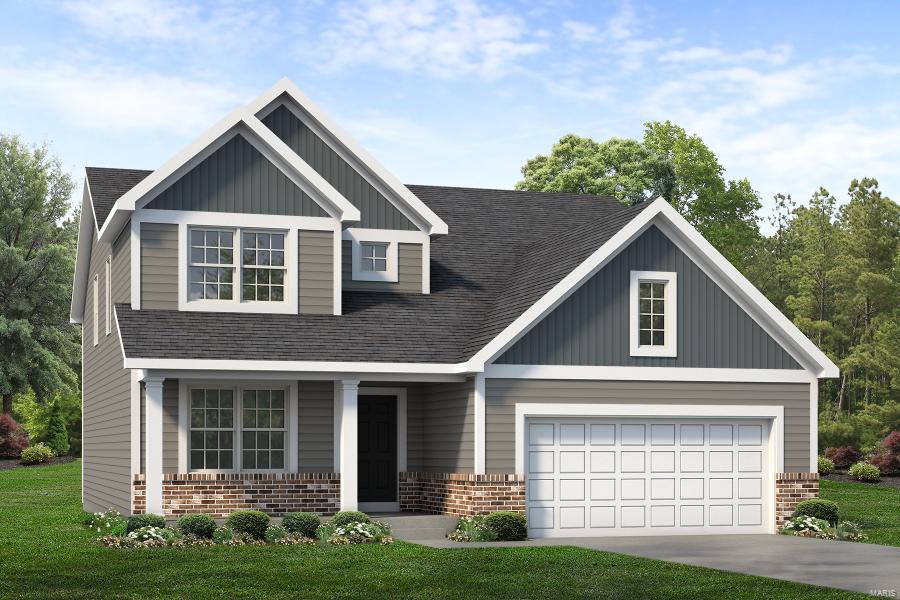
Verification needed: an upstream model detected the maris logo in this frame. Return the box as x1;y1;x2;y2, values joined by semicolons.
870;590;897;598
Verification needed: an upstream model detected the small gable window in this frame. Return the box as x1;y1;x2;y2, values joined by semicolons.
360;242;388;272
351;237;398;282
630;271;677;357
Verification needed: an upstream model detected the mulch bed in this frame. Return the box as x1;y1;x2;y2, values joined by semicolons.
0;456;76;471
824;471;900;489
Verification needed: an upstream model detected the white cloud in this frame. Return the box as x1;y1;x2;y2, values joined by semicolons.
659;44;792;65
562;20;598;43
303;0;546;79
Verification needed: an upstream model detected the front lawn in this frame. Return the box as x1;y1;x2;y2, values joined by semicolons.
0;461;861;599
820;479;900;547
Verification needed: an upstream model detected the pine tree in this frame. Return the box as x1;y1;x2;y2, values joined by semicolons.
45;399;69;456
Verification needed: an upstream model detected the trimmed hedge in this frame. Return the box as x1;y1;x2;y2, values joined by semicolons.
484;511;527;541
126;513;166;534
282;512;321;538
848;461;881;482
226;510;271;539
330;511;370;527
20;443;54;465
792;499;839;525
176;514;217;538
817;455;835;475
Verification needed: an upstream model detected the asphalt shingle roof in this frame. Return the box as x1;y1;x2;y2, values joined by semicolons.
88;168;650;364
85;167;151;228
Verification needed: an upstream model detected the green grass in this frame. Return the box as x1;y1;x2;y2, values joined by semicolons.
0;461;862;599
820;478;900;547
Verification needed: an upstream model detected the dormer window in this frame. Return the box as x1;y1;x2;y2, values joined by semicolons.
350;235;398;282
630;270;677;357
360;242;388;272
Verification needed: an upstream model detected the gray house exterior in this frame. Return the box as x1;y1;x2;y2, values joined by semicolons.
72;79;836;537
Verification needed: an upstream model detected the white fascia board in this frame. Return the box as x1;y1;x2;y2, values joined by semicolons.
122;357;467;374
266;78;449;236
70;181;94;323
485;364;815;383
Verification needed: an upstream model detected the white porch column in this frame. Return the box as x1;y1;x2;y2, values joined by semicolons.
144;376;165;515
474;373;486;474
337;380;359;511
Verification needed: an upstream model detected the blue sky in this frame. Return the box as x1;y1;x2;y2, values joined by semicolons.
2;0;899;223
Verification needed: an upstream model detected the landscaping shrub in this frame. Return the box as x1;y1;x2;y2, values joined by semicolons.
792;499;840;525
83;509;127;536
834;521;868;542
176;514;217;538
817;455;835;475
282;512;320;537
212;526;234;544
484;511;527;541
127;525;179;544
824;446;863;469
848;461;881;482
45;400;70;456
323;521;392;545
448;515;498;542
226;510;270;539
869;431;900;475
330;511;370;527
20;442;54;465
0;413;29;458
126;513;166;534
780;515;833;538
264;525;288;543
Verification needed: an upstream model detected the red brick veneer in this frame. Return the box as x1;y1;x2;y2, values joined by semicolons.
399;472;525;516
132;473;340;517
775;472;819;526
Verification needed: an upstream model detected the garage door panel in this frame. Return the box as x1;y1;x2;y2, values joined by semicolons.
526;417;771;538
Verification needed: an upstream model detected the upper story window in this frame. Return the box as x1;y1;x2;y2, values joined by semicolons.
187;227;288;307
350;236;398;282
630;270;677;357
360;242;388;272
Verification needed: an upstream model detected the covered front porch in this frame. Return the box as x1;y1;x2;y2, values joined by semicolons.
133;372;524;518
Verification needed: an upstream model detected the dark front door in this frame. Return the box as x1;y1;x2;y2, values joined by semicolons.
358;395;398;503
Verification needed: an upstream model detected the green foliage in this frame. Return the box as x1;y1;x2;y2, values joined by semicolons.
127;525;179;544
0;135;79;414
780;515;831;536
329;511;370;527
44;399;69;455
817;455;835;475
281;512;320;537
225;510;270;539
12;391;81;456
848;461;881;482
0;412;29;457
264;525;288;543
176;514;217;539
483;511;528;541
792;499;840;525
126;513;166;534
319;520;392;545
212;526;234;544
448;514;498;542
83;509;127;537
19;442;53;464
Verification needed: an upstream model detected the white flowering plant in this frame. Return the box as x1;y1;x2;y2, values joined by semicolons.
781;515;831;536
320;520;393;545
127;525;180;544
448;515;498;542
82;509;127;537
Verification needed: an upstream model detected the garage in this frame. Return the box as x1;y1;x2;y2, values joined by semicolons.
525;418;774;537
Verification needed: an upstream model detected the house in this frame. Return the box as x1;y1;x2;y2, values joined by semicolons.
71;78;837;538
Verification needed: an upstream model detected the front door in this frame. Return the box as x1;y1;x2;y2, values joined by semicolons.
358;395;398;503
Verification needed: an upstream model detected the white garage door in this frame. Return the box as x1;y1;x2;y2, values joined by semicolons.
526;418;771;537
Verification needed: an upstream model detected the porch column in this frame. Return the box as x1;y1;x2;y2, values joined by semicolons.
337;380;359;511
144;376;165;515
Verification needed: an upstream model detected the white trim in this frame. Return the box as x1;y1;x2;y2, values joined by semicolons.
810;378;818;472
104;256;111;336
143;375;165;514
333;384;341;471
358;386;408;512
337;380;360;511
468;198;838;379
342;228;429;245
474;373;486;474
178;380;188;473
344;228;429;285
124;357;466;373
352;240;397;282
70;182;93;323
421;237;430;294
130;218;140;310
136;209;337;231
91;275;99;346
130;370;143;476
333;227;342;315
485;365;814;383
629;270;677;357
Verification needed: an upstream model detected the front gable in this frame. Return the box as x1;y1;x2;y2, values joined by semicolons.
496;225;801;369
145;134;327;217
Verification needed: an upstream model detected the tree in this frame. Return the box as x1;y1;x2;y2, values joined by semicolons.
45;398;69;456
0;135;78;414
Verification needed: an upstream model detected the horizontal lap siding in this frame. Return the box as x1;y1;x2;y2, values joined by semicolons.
139;379;179;474
406;385;425;472
342;240;422;293
421;379;475;473
298;231;334;314
485;379;810;474
299;381;334;472
140;223;178;309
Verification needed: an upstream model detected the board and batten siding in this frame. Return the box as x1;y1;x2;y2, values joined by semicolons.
497;225;800;369
298;230;334;314
145;134;326;217
262;104;415;230
342;240;422;293
140;222;178;309
139;379;179;474
298;381;334;472
484;379;811;474
82;205;133;515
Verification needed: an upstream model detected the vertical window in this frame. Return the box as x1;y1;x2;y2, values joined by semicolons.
360;242;388;272
104;257;111;336
241;232;285;302
92;275;98;347
638;281;666;346
630;271;677;357
189;229;235;301
189;388;235;470
241;389;286;470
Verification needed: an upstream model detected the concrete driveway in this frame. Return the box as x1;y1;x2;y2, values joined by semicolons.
420;534;900;594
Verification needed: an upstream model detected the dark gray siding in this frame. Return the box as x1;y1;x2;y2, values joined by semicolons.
298;231;334;314
341;240;422;293
140;223;178;309
420;379;475;473
299;381;334;472
82;206;133;515
497;225;801;368
485;379;810;473
145;134;326;217
140;379;179;474
262;105;415;230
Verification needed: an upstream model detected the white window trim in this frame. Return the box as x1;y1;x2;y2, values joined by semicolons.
630;270;677;358
344;228;428;285
178;380;298;474
92;275;99;346
104;257;111;335
351;239;397;282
